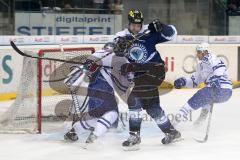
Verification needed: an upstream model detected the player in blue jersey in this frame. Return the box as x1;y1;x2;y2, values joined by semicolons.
173;42;232;125
113;9;181;150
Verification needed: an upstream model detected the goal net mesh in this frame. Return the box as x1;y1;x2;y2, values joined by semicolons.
0;47;95;133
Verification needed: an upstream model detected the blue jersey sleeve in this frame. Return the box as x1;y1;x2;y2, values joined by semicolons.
155;24;177;43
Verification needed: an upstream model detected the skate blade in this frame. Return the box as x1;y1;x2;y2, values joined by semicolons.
62;137;78;143
194;135;208;143
80;143;88;149
62;139;75;143
122;144;140;151
172;137;184;143
163;137;184;145
63;138;79;143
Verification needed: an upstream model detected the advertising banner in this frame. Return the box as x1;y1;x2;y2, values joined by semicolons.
208;36;240;44
2;35;240;45
1;44;238;96
176;36;209;44
156;44;238;82
15;13;122;36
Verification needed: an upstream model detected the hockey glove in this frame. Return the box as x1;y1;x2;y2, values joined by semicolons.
113;36;131;57
84;59;99;74
209;75;221;88
148;19;163;33
174;77;186;89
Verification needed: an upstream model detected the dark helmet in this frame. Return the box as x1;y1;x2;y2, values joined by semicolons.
128;9;143;24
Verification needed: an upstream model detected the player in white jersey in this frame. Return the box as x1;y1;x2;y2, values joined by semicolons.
63;43;129;144
173;42;232;124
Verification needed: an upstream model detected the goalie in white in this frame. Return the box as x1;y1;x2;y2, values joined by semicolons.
63;43;129;144
173;42;232;125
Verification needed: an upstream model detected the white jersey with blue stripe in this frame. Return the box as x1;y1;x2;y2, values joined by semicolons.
185;53;232;89
87;49;130;96
114;24;177;64
64;49;130;96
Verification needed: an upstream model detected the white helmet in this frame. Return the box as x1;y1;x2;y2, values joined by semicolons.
196;42;209;52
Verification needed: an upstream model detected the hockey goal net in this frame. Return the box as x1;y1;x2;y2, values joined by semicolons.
0;46;95;133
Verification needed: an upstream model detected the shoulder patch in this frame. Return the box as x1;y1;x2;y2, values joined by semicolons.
202;56;208;62
202;54;211;63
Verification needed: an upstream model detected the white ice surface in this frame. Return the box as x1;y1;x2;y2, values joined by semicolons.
0;89;240;160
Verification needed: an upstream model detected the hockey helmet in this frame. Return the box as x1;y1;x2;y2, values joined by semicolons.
196;42;209;52
103;42;115;51
128;9;144;24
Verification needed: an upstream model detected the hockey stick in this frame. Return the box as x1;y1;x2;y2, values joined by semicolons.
10;41;114;70
10;40;116;72
70;89;88;125
10;30;150;66
10;41;88;65
194;104;214;143
193;81;238;143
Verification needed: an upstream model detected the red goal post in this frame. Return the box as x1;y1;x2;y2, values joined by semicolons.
0;46;95;134
37;47;95;133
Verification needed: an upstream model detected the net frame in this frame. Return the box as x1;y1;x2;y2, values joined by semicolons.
37;47;95;133
0;47;95;134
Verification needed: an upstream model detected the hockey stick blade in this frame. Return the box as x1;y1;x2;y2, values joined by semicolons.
194;135;208;143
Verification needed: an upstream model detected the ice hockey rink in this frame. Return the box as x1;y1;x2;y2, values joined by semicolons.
0;88;239;160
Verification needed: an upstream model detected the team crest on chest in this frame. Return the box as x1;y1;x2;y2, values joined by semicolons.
128;43;148;63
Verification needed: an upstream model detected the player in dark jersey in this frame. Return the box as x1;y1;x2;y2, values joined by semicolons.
114;9;181;150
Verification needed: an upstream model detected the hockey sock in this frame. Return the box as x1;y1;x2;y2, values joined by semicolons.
152;112;174;133
145;105;174;133
93;111;118;137
175;102;195;124
129;109;143;133
72;114;96;136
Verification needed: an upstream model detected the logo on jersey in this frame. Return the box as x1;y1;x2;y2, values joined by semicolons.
128;43;148;63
